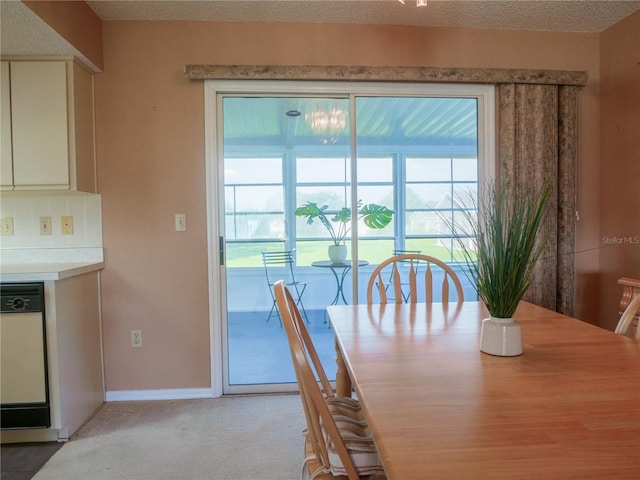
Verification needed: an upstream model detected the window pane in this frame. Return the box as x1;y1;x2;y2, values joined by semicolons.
357;157;393;182
406;184;451;209
357;239;395;264
297;157;350;183
224;157;282;184
453;183;477;204
406;157;451;181
233;186;283;212
226;241;284;268
296;186;350;207
405;211;445;235
453;157;478;181
226;213;284;240
357;185;394;207
404;238;453;262
224;186;235;211
453;209;476;235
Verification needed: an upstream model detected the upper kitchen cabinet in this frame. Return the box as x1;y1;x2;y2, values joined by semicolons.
0;59;96;193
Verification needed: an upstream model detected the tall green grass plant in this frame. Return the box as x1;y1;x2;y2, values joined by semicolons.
454;182;550;318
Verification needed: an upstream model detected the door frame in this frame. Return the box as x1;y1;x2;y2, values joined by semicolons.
204;80;495;396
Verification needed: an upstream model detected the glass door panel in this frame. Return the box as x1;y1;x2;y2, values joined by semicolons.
354;96;480;304
221;96;352;393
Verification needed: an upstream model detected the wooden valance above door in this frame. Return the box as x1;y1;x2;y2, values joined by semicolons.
184;64;587;86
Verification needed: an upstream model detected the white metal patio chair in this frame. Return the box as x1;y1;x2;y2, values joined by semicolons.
262;250;308;325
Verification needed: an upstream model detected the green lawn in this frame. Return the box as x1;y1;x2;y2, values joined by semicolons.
226;238;472;267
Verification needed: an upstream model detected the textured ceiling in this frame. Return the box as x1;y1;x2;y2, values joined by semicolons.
85;0;640;33
1;2;91;62
2;0;639;70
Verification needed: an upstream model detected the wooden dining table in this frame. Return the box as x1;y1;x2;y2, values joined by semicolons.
326;301;640;480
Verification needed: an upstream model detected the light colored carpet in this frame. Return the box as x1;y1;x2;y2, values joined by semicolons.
33;394;306;480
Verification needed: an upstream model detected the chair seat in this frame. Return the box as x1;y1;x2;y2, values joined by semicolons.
311;411;383;478
303;436;386;480
327;402;367;426
327;396;362;413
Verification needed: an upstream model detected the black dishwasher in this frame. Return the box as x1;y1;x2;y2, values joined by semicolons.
0;283;50;429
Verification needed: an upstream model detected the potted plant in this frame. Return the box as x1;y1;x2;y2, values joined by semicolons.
295;201;394;263
452;181;550;356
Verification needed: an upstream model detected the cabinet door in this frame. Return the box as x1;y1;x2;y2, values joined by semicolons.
1;62;13;189
11;61;69;189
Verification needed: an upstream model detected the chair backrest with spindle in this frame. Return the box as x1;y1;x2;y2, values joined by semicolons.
274;280;335;398
367;254;464;306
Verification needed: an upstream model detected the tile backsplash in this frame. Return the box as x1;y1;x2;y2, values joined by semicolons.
0;191;102;250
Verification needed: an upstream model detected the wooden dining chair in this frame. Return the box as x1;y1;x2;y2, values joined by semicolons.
615;293;640;340
367;253;464;305
385;249;421;302
618;277;640;315
274;281;386;480
273;280;365;422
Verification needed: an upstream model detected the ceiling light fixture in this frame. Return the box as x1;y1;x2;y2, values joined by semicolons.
305;108;347;134
398;0;428;6
305;107;347;144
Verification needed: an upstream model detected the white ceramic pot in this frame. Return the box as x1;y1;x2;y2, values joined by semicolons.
328;244;347;264
480;317;523;356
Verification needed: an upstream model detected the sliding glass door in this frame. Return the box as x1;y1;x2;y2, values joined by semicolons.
221;96;353;393
206;81;494;394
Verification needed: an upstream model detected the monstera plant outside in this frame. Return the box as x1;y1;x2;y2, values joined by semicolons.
295;201;394;246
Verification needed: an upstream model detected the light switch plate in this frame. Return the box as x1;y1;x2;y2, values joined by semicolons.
0;217;14;236
40;216;52;235
175;213;187;232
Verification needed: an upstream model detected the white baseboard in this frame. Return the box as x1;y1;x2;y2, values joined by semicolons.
105;388;216;402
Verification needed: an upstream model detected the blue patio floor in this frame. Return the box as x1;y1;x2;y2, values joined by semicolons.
227;309;336;386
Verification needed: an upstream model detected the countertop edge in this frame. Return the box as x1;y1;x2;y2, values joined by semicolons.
0;262;105;282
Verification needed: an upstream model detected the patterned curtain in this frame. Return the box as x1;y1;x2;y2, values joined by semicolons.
498;84;578;315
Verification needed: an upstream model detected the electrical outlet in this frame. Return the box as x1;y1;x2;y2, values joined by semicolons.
0;217;14;236
40;216;52;235
61;215;74;235
175;213;187;232
131;330;142;347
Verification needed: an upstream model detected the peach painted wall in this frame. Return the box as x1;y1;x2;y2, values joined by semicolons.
22;0;103;71
598;11;640;331
95;21;605;392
